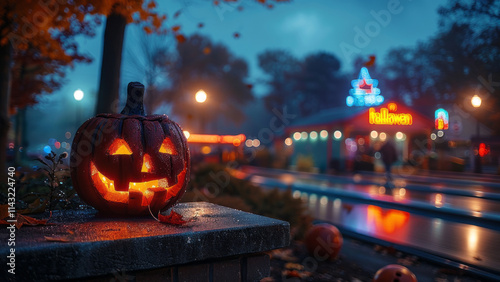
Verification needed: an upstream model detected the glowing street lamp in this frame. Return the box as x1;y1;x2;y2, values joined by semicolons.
195;89;208;133
471;95;481;108
73;89;84;130
74;89;84;101
195;89;207;103
471;94;482;173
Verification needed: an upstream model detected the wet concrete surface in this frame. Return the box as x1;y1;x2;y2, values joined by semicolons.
0;202;289;281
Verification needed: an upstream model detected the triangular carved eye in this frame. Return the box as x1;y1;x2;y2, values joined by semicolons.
109;139;132;155
159;137;177;155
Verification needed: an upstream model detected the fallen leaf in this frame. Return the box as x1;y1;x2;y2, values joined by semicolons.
214;0;219;5
284;262;304;271
15;213;52;229
158;210;187;225
283;270;301;278
0;213;53;229
269;248;298;262
172;25;181;32
0;204;10;220
0;213;52;229
45;230;76;243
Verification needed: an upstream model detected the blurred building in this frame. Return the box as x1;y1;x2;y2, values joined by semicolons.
284;102;495;173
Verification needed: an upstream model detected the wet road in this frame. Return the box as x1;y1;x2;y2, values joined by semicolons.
238;166;500;276
242;167;500;217
303;192;500;272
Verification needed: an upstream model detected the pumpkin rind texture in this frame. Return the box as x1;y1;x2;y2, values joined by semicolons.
304;224;343;261
70;82;190;215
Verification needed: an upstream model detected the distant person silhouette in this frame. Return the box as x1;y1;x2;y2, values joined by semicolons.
380;139;397;181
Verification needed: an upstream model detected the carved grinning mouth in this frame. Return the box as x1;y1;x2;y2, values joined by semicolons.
90;161;185;206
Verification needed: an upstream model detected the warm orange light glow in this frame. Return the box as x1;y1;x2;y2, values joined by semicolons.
471;95;482;108
195;89;207;103
201;146;212;154
141;154;153;173
369;104;413;125
367;205;409;234
232;139;241;146
90;162;186;207
160;138;177;155
434;193;444;208
109;139;132;155
187;133;246;144
387;102;397;111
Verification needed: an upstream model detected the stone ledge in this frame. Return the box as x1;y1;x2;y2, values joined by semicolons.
1;202;289;281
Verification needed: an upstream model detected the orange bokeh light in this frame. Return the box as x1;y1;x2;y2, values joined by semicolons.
367;205;409;234
187;134;246;145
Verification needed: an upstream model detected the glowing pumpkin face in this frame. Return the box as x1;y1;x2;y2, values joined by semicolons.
70;82;190;215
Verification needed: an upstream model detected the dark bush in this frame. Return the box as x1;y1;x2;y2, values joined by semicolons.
182;163;312;239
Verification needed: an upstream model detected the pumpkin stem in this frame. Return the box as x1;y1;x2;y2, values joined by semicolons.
121;82;145;116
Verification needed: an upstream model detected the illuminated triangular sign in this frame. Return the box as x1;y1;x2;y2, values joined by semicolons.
346;67;384;107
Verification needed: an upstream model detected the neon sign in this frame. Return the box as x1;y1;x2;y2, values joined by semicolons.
435;108;449;130
186;134;246;146
346;67;384;107
369;103;413;125
479;143;490;157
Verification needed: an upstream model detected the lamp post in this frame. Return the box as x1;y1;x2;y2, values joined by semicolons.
74;89;84;130
195;89;207;133
471;94;482;173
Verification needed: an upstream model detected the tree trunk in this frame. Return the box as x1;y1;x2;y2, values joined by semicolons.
14;107;27;165
0;41;12;174
95;11;127;114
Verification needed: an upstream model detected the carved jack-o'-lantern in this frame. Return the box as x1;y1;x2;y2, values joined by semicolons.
70;82;190;215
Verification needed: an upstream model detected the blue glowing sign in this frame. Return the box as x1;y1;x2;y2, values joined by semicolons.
346;67;384;107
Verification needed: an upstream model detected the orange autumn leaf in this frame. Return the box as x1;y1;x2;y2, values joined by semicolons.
0;204;10;221
16;214;52;229
258;0;266;3
214;1;220;5
172;25;181;32
146;1;157;9
176;34;187;43
143;26;153;34
0;213;53;229
203;47;212;54
45;230;76;243
364;55;376;67
158;210;187;225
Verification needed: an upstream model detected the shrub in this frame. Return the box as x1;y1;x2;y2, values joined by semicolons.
182;163;312;239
